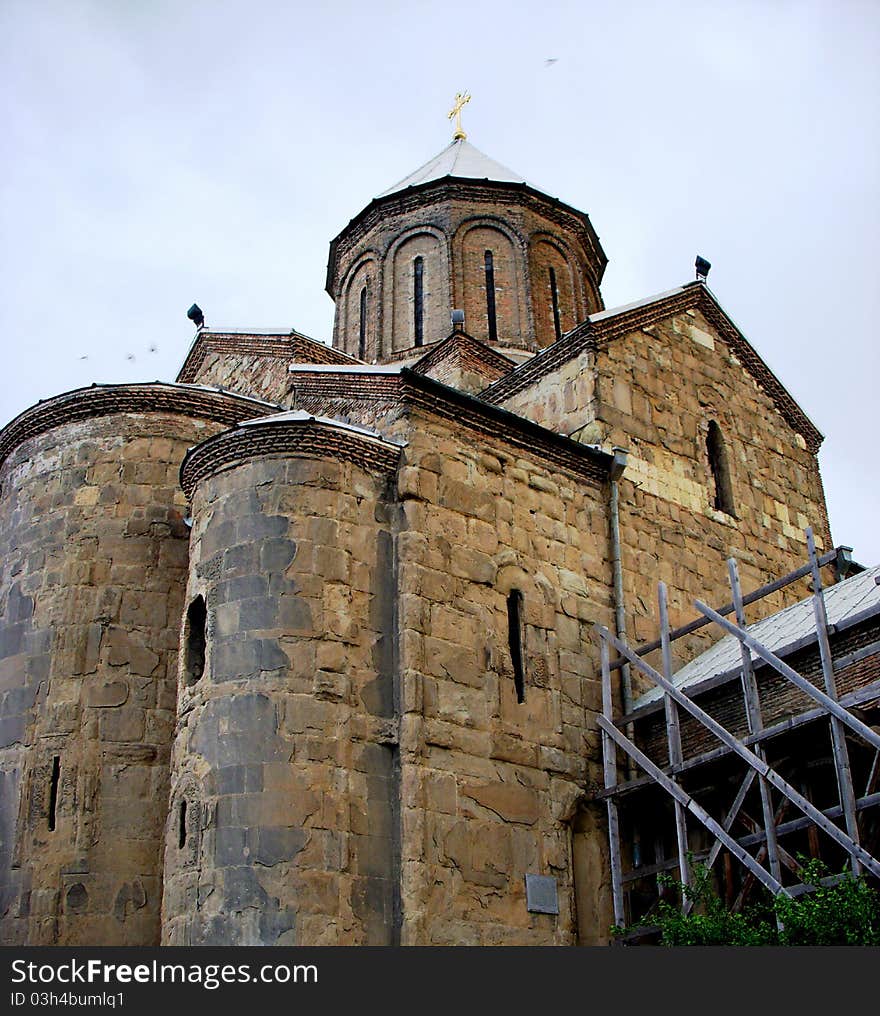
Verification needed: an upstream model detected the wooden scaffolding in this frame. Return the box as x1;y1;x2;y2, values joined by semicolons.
595;529;880;937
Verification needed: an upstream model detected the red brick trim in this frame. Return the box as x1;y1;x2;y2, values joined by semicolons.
327;178;607;296
482;284;824;453
289;371;402;402
176;330;358;383
0;383;280;468
410;332;516;383
180;418;402;498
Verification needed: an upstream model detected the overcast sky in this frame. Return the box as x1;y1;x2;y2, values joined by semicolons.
2;0;878;567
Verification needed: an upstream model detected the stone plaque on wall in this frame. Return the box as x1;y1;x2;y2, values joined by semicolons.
524;874;559;914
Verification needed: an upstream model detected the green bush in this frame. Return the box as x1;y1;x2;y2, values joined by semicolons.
614;857;880;946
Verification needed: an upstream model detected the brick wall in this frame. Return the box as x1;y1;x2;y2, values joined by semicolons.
329;184;604;362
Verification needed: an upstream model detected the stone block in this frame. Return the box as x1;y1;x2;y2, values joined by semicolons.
85;681;129;708
254;827;307;866
99;708;145;743
461;780;539;825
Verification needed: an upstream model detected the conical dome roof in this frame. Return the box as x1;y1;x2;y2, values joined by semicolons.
378;138;533;198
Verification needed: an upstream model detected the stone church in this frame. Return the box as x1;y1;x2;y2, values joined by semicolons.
0;116;843;946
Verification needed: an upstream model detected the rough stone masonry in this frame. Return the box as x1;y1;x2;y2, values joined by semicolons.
0;136;836;945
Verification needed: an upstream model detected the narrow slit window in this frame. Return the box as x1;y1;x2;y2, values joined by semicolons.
549;267;562;341
184;595;207;686
413;256;424;347
48;756;60;831
484;250;498;343
707;420;736;517
506;589;526;703
178;799;188;849
358;286;368;360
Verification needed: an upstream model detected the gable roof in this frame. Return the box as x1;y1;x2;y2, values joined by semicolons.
177;328;358;384
410;331;517;388
482;282;824;453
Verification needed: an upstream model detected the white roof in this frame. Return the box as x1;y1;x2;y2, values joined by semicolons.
378;139;532;197
588;286;690;323
635;565;880;708
288;363;403;374
238;409;402;445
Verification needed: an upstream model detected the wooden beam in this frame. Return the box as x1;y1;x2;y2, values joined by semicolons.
729;557;782;886
600;637;625;928
807;527;862;874
596;624;880;878
607;548;841;673
682;769;756;916
659;582;691;893
737;791;880;850
593;681;880;802
694;602;880;753
596;712;786;896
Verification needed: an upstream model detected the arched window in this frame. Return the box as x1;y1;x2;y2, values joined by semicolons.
549;266;562;341
184;595;207;686
484;250;498;343
413;256;424;347
707;420;736;517
358;286;368;360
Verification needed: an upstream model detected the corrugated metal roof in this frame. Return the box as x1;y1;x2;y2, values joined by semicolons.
378;139;532;197
635;564;880;707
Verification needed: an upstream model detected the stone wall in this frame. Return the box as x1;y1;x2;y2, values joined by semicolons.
391;406;616;944
186;352;291;405
163;431;400;945
498;306;832;673
0;408;224;945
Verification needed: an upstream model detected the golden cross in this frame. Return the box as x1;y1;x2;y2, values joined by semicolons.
448;92;471;141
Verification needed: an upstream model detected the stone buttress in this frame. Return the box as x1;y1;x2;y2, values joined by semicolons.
162;412;402;945
0;384;276;945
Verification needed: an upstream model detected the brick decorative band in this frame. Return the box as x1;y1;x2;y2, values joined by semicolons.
483;285;823;453
177;331;358;383
327;178;606;294
398;371;610;486
411;333;515;382
289;372;402;402
0;383;281;468
180;419;402;498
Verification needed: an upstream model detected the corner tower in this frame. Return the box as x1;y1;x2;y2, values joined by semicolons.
326;126;607;363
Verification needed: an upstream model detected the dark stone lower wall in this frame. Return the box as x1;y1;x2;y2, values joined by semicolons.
0;411;224;945
163;452;398;945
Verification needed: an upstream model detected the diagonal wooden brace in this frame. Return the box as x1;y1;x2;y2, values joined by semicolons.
596;714;786;896
594;624;880;879
694;601;880;753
